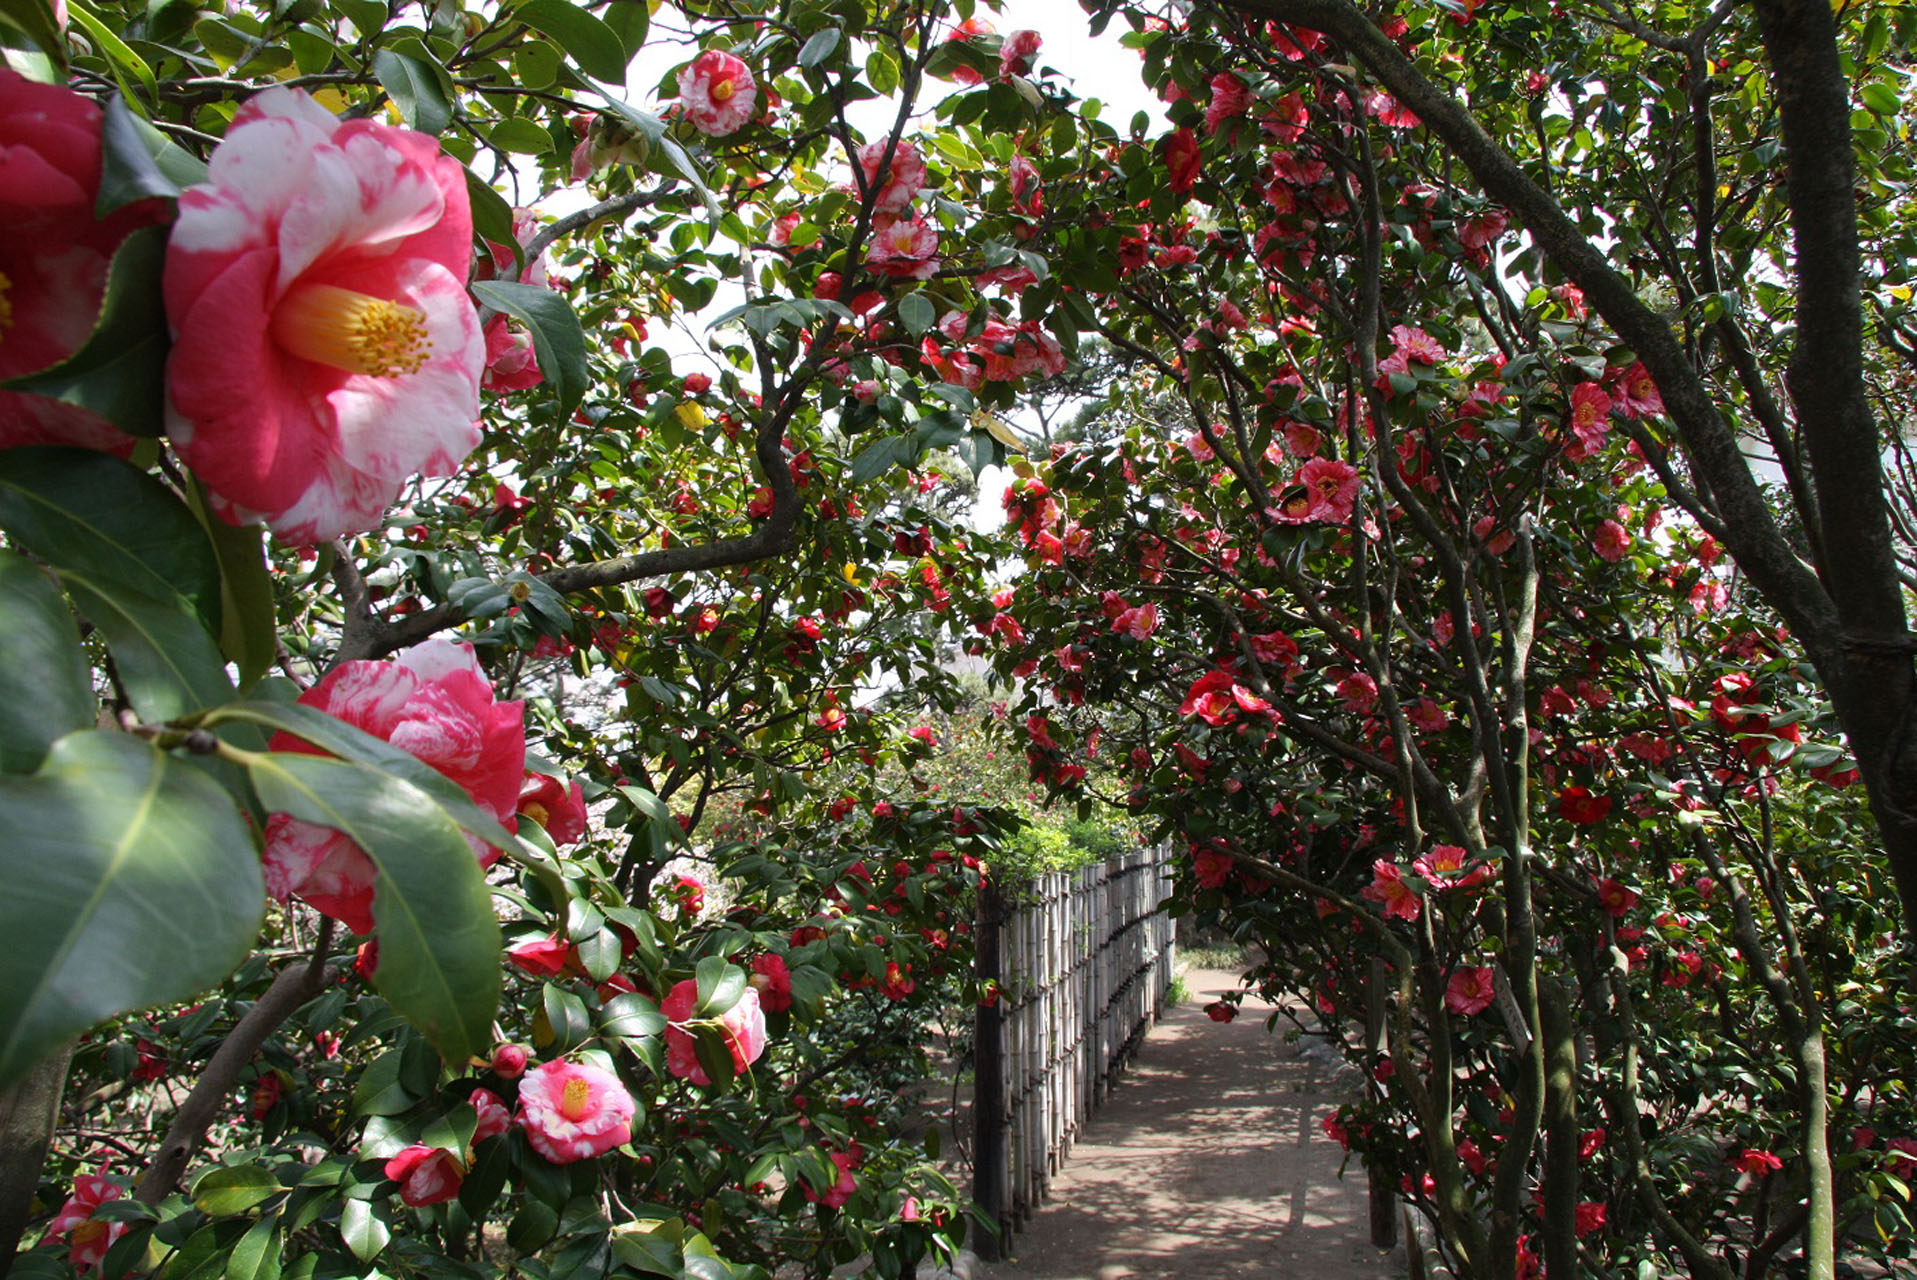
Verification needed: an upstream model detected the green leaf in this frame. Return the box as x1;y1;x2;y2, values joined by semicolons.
351;1050;417;1117
97;93;204;216
600;0;647;63
596;97;715;217
466;168;522;268
516;0;630;81
798;26;840;68
690;1024;735;1088
0;552;93;775
896;292;935;336
506;1202;558;1253
0;732;264;1088
489;116;554;155
0;227;170;438
599;992;666;1040
67;0;156;102
373;48;452;135
224;1213;282;1280
541;983;591;1053
865;48;898;94
192;1166;282;1217
186;486;276;692
471;280;590;417
242;753;500;1063
0;0;67;65
1862;80;1901;117
201;701;522;853
692;957;744;1016
338;1197;390;1263
62;576;234;724
0;447;223;631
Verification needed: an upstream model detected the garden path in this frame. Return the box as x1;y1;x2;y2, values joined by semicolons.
967;967;1399;1280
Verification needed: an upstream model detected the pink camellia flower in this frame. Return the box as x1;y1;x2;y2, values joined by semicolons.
941;17;994;85
1608;360;1664;418
506;932;579;977
1007;154;1043;216
163;88;483;543
1444;965;1498;1016
1593;518;1631;563
1565;381;1612;460
0;69;166;455
474;208;546;393
662;979;769;1085
1205;71;1251;135
491;1043;530;1079
47;1175;127;1273
866;215;940;280
801;1146;861;1208
517;1059;635;1164
384;1145;463;1206
470;1087;512;1142
1361;860;1421;921
517;773;588;844
1286;456;1360;524
677;50;756;136
998;28;1042;78
749;953;794;1013
261;639;524;934
855;139;927;212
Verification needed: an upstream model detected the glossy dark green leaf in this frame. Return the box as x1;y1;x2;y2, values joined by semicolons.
97;93;203;216
692;956;744;1016
373;48;451;134
471;280;590;417
192;1166;282;1217
0;732;264;1088
338;1197;390;1263
186;483;276;692
896;292;935;336
62;576;234;724
489;116;554;155
600;0;647;63
599;992;666;1040
797;26;839;68
466;168;522;268
516;0;629;81
243;752;500;1063
223;1212;282;1280
0;552;93;774
0;447;222;632
0;227;169;437
0;0;67;65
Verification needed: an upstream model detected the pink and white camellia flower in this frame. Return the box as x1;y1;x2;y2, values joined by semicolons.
384;1145;463;1206
854;139;927;213
677;50;756;136
47;1175;127;1273
0;69;166;454
662;979;768;1085
162;88;483;543
516;1059;635;1164
866;215;940;280
262;639;524;934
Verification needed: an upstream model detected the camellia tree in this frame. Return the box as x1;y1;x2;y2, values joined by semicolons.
962;0;1917;1275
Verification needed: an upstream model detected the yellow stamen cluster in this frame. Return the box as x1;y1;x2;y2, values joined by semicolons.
711;77;736;102
560;1076;593;1122
0;270;14;338
272;282;431;378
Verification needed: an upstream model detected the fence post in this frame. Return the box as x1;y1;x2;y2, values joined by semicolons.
973;878;1007;1261
1364;957;1398;1249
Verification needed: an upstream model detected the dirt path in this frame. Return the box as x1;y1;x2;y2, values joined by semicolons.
970;967;1399;1280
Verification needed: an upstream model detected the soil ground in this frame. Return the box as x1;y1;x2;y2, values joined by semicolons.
968;967;1402;1280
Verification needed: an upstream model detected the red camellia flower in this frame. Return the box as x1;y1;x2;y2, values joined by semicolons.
1193;846;1233;890
516;1059;636;1163
1444;965;1498;1016
1362;860;1421;921
1730;1148;1784;1176
801;1147;860;1208
1557;786;1612;826
384;1145;463;1206
517;773;588;845
1596;877;1638;917
662;980;769;1085
164;88;483;542
998;28;1042;78
676;50;756;136
0;70;168;454
47;1175;128;1273
261;639;524;933
749;953;794;1013
1204;1001;1236;1023
1163;128;1201;193
491;1043;530;1079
